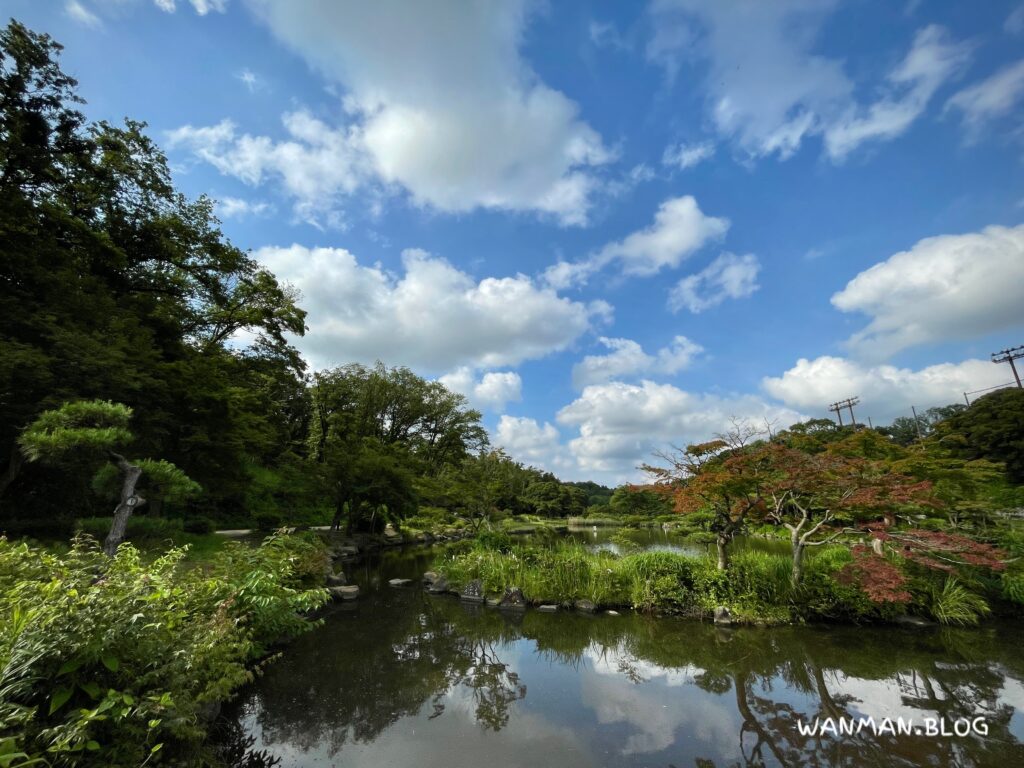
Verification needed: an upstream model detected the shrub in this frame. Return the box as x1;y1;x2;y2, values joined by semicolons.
252;510;284;531
0;533;328;766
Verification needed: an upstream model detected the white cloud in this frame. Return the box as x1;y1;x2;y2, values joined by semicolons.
762;356;1009;422
648;0;851;159
831;224;1024;358
555;380;803;482
571;336;702;389
253;244;604;372
236;68;260;93
543;195;729;289
946;59;1024;139
167;114;366;229
172;0;612;226
824;25;972;160
215;196;272;219
662;141;715;169
152;0;228;12
439;368;522;413
1006;4;1024;35
66;0;102;27
495;416;567;472
668;252;760;313
649;3;969;161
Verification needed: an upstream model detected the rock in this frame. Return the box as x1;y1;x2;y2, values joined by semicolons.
383;523;402;540
498;587;527;611
427;576;450;594
334;545;360;557
537;604;558;613
422;571;441;585
894;614;936;628
388;578;413;587
326;571;347;587
329;585;360;601
461;578;485;603
713;606;733;625
486;598;501;607
574;599;596;613
605;610;620;616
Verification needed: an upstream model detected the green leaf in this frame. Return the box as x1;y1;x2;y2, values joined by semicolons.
86;740;100;751
80;681;102;699
150;744;163;754
58;658;85;676
100;654;119;672
49;687;73;715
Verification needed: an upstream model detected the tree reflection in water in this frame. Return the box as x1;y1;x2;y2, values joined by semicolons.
219;555;1024;768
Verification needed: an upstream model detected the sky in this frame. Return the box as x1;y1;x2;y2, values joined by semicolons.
11;0;1024;485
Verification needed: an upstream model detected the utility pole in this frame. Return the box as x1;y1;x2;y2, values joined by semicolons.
828;396;860;428
992;345;1024;388
910;405;924;441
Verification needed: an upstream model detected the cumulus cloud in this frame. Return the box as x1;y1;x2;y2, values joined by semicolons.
762;355;1009;422
668;252;760;313
439;368;522;413
831;224;1024;358
824;25;972;160
571;336;703;389
171;0;611;226
494;416;567;472
253;245;605;372
648;2;969;161
662;141;715;169
215;196;272;219
555;380;803;482
946;59;1024;139
543;195;728;289
167;114;366;229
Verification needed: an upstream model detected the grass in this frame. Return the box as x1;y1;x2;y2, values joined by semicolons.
434;540;830;622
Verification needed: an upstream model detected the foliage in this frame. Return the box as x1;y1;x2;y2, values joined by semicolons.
17;402;132;462
836;545;912;604
0;532;327;766
939;388;1024;483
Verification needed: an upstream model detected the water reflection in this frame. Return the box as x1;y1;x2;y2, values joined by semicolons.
218;547;1024;767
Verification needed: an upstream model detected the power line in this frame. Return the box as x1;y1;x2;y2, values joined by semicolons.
992;345;1024;389
828;396;860;428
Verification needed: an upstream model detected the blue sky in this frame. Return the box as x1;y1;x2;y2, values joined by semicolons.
13;0;1024;484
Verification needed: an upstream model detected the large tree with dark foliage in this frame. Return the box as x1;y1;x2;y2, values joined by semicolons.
0;20;307;526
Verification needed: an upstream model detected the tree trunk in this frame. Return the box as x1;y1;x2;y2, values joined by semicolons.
791;540;805;586
716;533;729;571
0;447;23;503
104;454;145;556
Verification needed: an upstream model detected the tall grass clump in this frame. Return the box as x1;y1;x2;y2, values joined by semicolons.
924;577;991;626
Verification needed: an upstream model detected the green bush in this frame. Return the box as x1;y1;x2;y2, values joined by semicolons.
252;510;284;531
0;532;328;766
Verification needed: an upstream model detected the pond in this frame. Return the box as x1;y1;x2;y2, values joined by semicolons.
218;543;1024;767
564;525;792;557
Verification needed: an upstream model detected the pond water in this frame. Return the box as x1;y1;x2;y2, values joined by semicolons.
218;543;1024;767
564;526;792;557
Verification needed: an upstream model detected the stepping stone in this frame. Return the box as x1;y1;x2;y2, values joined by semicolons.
329;585;359;601
388;578;413;587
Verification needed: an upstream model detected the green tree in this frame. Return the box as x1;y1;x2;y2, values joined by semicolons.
939;388;1024;483
18;401;196;554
